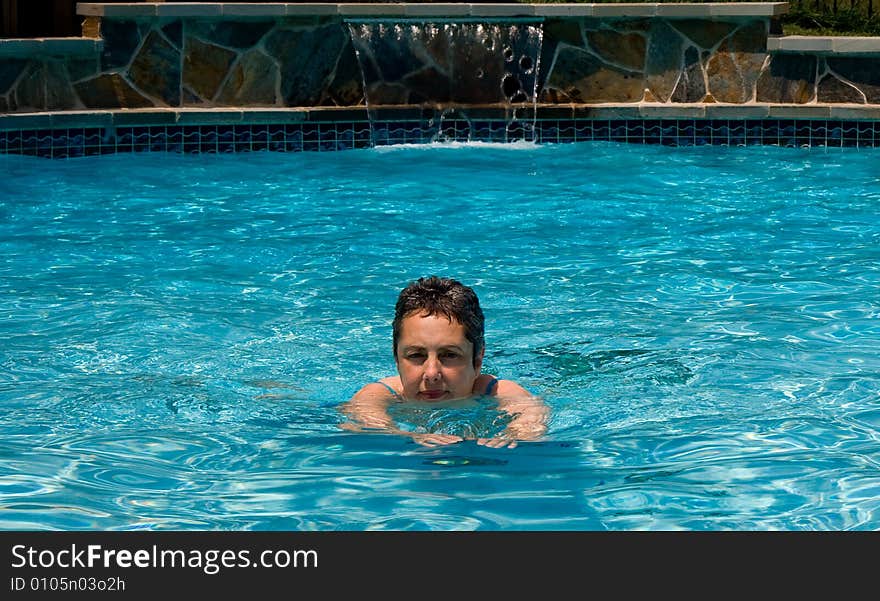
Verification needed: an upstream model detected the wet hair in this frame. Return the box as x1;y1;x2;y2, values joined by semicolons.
392;276;485;367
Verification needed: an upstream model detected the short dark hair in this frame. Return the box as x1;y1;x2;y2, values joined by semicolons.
392;276;485;367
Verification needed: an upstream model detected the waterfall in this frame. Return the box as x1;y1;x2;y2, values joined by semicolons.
346;19;544;145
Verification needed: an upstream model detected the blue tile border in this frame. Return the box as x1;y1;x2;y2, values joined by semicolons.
1;119;879;158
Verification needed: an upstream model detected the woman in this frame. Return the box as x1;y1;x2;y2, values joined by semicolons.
341;276;548;448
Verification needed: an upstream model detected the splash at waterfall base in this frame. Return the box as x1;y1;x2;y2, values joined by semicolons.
2;3;880;154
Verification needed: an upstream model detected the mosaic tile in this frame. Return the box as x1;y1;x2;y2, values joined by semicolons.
285;129;304;152
593;120;611;140
609;121;628;140
855;121;873;142
707;121;727;144
826;120;844;146
627;120;645;142
643;120;662;145
1;118;880;157
795;121;813;139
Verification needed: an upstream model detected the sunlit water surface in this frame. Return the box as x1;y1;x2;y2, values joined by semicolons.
2;142;880;530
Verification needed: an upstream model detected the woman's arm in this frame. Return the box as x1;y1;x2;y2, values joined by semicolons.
339;383;398;431
340;382;465;447
478;380;549;449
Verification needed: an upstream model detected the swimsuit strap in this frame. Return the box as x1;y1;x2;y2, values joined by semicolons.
484;376;499;395
375;380;402;399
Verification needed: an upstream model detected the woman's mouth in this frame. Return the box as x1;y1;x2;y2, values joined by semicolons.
420;390;446;400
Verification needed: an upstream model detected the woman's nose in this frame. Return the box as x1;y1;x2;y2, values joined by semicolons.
423;356;441;381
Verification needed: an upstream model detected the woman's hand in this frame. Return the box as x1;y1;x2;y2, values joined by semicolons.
476;434;518;449
410;432;464;447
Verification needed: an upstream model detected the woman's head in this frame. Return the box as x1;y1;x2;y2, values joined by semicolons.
391;277;486;401
392;276;485;366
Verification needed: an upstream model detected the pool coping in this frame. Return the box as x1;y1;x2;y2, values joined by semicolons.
768;36;880;55
0;37;104;58
75;2;791;19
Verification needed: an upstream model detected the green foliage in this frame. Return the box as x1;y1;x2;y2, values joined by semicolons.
782;6;880;35
523;0;880;36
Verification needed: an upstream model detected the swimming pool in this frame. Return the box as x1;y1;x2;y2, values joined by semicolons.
2;141;879;530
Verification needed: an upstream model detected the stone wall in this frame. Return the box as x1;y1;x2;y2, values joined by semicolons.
540;17;770;104
0;16;365;112
0;40;105;112
2;3;880;114
760;53;880;104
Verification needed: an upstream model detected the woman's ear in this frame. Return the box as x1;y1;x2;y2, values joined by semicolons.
474;346;485;372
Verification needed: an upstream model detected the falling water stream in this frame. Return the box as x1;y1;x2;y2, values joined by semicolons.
346;19;544;143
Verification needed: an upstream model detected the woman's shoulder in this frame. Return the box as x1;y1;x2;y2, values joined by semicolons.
374;377;403;396
350;377;402;401
476;375;532;399
474;374;500;396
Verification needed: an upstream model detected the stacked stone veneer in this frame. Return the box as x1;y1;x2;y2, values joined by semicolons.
541;17;771;103
1;5;879;113
762;52;880;104
0;16;366;112
540;18;880;105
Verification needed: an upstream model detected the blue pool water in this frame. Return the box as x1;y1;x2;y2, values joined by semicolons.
2;141;879;530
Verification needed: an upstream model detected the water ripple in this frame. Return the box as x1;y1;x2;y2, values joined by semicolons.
3;145;880;529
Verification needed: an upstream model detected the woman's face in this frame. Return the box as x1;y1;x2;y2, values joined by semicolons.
395;312;483;402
